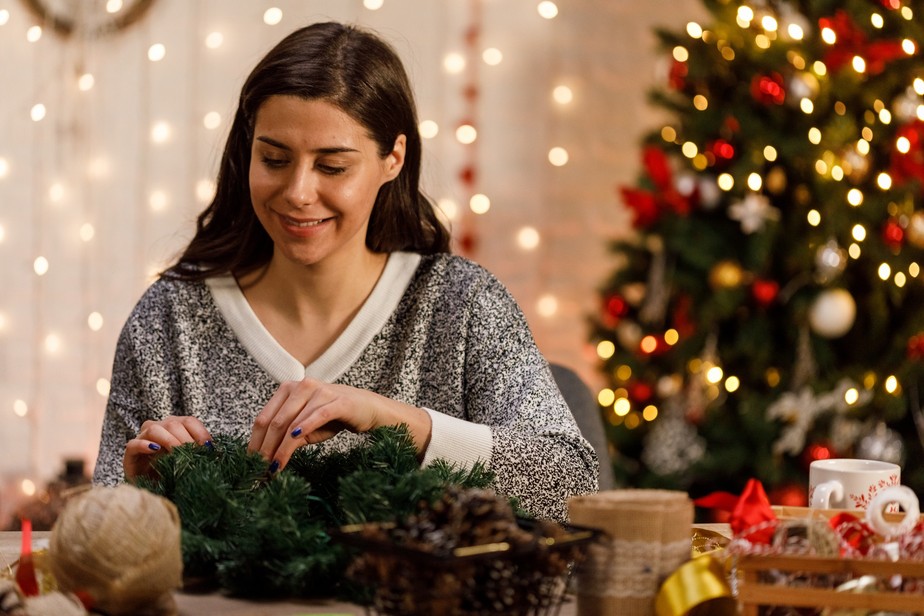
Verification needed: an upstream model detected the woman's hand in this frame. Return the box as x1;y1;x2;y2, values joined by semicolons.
248;378;432;472
123;416;213;481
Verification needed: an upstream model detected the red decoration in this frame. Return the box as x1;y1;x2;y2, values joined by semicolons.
818;10;905;75
751;279;780;307
457;229;477;255
828;513;876;556
768;484;807;507
694;479;777;543
672;294;696;337
464;24;480;45
604;294;629;319
16;518;39;597
708;138;735;160
883;219;905;249
750;72;786;105
890;121;924;186
619;147;694;229
722;116;740;135
880;0;901;9
458;165;477;188
706;138;736;170
907;332;924;359
802;442;833;469
668;59;688;90
628;381;654;403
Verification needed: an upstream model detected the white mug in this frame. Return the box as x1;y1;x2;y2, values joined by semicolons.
809;458;900;510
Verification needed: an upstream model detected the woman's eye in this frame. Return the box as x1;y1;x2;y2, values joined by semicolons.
317;164;346;175
261;156;288;168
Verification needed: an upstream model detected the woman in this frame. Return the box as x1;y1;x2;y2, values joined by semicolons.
93;21;598;521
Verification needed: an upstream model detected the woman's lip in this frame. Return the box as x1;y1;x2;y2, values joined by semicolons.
280;214;333;227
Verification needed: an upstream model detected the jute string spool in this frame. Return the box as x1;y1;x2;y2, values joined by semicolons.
48;484;182;616
568;489;693;616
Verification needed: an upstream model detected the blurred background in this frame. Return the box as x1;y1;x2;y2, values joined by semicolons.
0;0;702;524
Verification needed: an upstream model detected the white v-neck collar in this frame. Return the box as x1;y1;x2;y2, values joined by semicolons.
206;252;421;383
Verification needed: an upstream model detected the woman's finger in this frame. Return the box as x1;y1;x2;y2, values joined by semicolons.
248;385;291;453
123;438;166;481
271;398;345;468
142;416;212;446
250;381;321;463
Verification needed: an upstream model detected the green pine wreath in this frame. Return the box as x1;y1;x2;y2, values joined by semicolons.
135;425;495;599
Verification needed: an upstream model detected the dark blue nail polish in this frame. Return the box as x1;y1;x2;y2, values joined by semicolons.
291;427;302;438
205;440;213;450
148;443;161;451
268;460;279;473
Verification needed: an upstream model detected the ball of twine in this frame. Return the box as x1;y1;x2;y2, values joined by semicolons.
48;484;182;616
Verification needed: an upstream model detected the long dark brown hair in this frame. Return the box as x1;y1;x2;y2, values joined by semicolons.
165;21;450;280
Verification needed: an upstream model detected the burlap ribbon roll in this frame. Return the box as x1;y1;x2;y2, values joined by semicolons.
48;484;182;616
568;489;693;616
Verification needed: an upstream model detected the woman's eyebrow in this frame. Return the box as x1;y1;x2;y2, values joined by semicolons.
255;135;359;154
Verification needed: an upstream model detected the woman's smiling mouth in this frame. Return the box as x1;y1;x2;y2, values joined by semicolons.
281;214;333;228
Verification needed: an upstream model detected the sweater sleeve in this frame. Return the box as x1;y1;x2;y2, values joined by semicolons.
92;319;148;486
458;271;599;522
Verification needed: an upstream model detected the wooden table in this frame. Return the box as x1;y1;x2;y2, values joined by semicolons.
1;531;580;615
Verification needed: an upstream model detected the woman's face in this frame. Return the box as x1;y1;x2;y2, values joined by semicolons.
249;95;405;269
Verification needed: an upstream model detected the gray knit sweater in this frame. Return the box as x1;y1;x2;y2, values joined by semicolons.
93;252;599;521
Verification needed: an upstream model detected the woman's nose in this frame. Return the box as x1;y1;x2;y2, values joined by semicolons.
284;164;317;207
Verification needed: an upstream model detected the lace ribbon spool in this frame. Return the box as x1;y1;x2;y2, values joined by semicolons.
568;489;693;616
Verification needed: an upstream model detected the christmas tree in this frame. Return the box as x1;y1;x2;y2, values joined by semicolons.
593;0;924;504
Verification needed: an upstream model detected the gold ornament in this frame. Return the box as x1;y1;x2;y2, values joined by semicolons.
709;260;744;288
765;166;787;194
907;211;924;249
622;282;647;307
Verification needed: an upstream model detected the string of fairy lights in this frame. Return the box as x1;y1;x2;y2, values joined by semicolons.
0;0;577;499
593;1;923;433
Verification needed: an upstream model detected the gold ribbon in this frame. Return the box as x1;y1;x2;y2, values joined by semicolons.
654;528;736;616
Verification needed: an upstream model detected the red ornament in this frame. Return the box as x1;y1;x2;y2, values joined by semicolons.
668;58;688;90
882;219;904;249
907;332;924;359
672;294;696;337
618;147;693;229
628;381;653;403
750;72;786;105
722;116;740;135
706;139;736;170
604;294;629;320
768;484;807;507
818;10;905;75
751;279;780;307
458;165;477;187
802;442;833;469
829;513;876;556
457;230;477;255
890;121;924;186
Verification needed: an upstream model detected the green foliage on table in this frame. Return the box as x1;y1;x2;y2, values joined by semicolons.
135;425;494;598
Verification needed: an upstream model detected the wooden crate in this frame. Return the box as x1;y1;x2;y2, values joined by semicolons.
736;553;924;615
